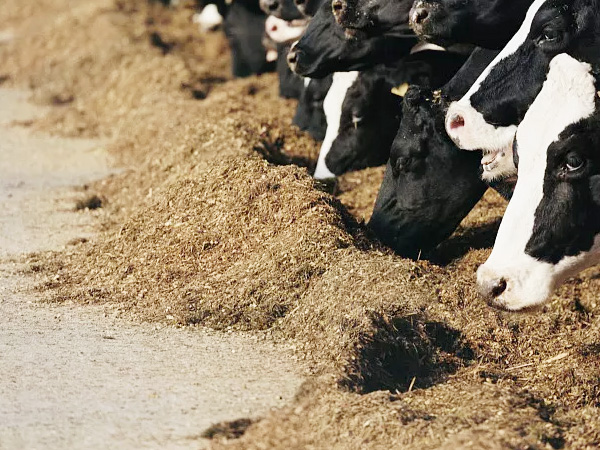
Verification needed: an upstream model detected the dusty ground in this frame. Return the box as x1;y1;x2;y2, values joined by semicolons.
1;0;599;448
0;81;303;450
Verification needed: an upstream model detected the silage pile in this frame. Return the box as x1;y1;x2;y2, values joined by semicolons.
3;0;599;448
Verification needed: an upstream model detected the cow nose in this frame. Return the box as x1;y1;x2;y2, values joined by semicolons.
478;277;508;301
262;0;280;12
448;113;465;130
331;0;346;17
287;46;300;70
412;7;429;25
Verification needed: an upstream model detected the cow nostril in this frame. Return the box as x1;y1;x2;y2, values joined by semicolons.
491;278;507;298
295;0;305;5
268;0;279;11
413;7;429;24
332;0;344;12
449;114;465;130
287;50;298;66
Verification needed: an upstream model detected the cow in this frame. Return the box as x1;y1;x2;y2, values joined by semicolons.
223;0;276;78
445;0;600;183
287;0;418;78
368;47;499;258
478;54;600;310
313;49;469;178
293;76;333;141
408;0;534;49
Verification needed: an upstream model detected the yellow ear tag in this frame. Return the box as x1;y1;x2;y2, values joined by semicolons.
391;83;409;97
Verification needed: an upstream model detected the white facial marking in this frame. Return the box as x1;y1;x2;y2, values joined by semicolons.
313;71;359;180
265;15;308;44
193;4;224;32
445;0;548;171
478;54;598;310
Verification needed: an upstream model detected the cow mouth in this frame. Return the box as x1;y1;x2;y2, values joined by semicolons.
481;149;504;173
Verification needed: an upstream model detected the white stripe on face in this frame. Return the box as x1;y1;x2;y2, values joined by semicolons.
313;71;359;180
444;0;548;156
477;54;597;310
460;0;547;103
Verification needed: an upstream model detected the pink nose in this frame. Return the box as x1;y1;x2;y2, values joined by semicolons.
448;113;465;130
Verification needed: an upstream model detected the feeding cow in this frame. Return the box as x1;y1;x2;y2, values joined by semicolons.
409;0;534;49
478;53;600;310
445;0;600;183
313;49;469;178
287;0;418;78
368;47;498;257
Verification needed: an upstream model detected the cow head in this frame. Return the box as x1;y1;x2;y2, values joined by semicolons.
445;0;600;181
369;86;486;258
477;54;600;310
409;0;533;49
287;0;416;78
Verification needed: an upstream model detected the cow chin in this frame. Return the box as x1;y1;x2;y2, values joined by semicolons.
479;146;517;183
476;259;556;311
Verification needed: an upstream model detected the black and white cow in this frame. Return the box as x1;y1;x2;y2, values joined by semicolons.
409;0;534;49
314;49;469;178
223;0;276;78
445;0;600;183
287;0;418;78
478;54;600;310
368;47;499;257
293;75;333;141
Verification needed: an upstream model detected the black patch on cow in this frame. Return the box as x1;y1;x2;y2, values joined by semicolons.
525;114;600;264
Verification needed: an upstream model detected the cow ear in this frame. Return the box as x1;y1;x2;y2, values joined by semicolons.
590;175;600;205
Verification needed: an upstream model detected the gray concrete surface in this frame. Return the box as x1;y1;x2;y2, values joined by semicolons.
0;89;303;449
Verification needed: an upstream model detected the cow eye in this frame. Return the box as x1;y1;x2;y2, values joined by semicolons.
539;26;561;45
565;153;585;172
